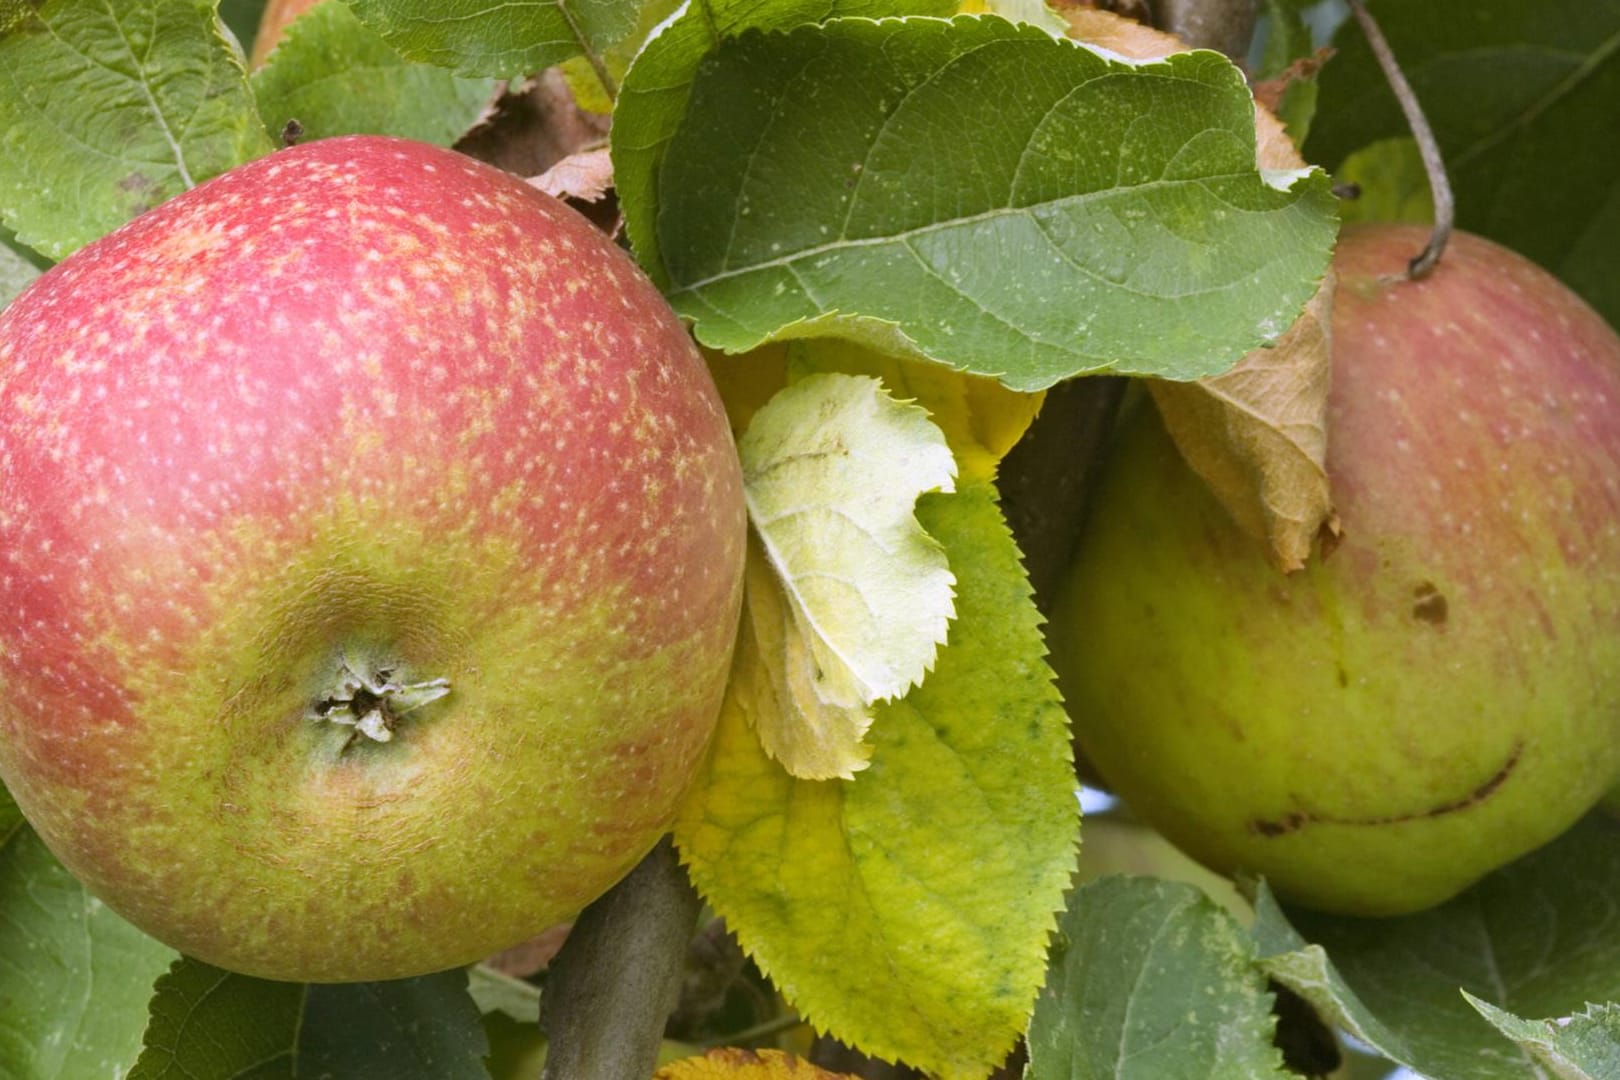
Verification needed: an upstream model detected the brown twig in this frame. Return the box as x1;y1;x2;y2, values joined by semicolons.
538;838;702;1080
1152;0;1260;59
1345;0;1455;278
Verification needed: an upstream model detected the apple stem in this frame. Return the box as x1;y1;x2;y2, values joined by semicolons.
1345;0;1455;279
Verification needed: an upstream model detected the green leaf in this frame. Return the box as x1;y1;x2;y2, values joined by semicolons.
1306;0;1620;325
0;0;274;259
1468;999;1620;1080
1026;877;1292;1080
468;963;542;1025
1255;814;1620;1080
130;957;490;1079
674;480;1077;1080
613;0;957;287
344;0;651;79
738;373;957;778
251;0;497;145
218;0;269;56
0;778;19;834
1335;136;1435;226
468;965;548;1080
654;14;1339;391
0;232;39;310
0;824;179;1079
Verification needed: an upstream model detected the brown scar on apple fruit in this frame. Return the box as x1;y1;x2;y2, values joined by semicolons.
1248;740;1524;838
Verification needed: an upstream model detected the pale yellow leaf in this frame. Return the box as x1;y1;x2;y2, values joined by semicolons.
956;0;1069;36
1065;7;1337;570
739;374;957;778
741;536;877;777
786;339;1043;484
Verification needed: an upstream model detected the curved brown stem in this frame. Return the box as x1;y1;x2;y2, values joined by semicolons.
1346;0;1455;278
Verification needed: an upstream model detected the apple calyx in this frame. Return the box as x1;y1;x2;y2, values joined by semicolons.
308;654;450;746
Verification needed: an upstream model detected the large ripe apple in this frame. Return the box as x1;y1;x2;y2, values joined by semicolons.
1050;224;1620;915
0;135;746;981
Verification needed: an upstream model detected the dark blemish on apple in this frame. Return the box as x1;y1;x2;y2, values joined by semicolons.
1415;739;1523;817
1335;664;1349;688
1250;810;1308;837
1411;581;1448;626
1249;741;1524;836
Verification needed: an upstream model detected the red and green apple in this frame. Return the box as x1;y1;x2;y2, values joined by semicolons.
1051;224;1620;915
0;135;746;981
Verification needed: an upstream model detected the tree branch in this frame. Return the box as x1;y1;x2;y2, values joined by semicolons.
1153;0;1260;59
539;838;701;1080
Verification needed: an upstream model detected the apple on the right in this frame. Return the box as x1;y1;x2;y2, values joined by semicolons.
1050;224;1620;916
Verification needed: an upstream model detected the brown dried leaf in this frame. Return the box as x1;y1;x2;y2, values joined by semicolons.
1149;279;1336;571
530;148;614;203
1252;46;1335;116
655;1048;857;1080
1064;9;1337;571
455;68;612;179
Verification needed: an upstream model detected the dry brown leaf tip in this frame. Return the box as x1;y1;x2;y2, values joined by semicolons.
530;148;615;203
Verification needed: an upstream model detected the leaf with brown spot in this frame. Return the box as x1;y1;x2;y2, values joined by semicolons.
0;0;275;258
1252;47;1333;121
1065;9;1338;572
655;1048;858;1079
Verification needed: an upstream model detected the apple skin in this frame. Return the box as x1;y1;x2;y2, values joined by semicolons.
0;135;746;981
1050;224;1620;915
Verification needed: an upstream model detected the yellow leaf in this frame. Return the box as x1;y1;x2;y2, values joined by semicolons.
787;339;1043;484
708;344;790;436
739;536;877;777
655;1048;857;1079
676;483;1077;1080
